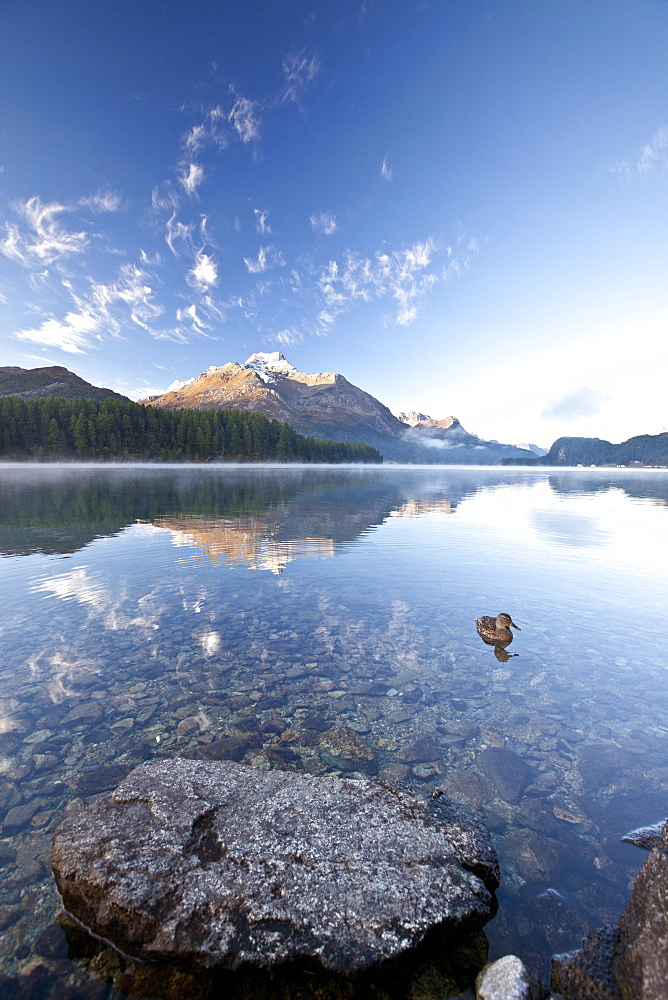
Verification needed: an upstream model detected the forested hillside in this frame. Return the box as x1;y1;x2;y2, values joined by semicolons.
500;432;668;467
0;396;382;464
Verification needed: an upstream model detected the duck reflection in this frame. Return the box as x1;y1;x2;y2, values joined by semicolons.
492;645;520;662
476;613;521;660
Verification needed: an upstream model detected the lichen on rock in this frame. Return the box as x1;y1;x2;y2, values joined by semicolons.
52;759;498;973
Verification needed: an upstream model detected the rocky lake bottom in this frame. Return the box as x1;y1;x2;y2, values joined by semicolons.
0;464;667;998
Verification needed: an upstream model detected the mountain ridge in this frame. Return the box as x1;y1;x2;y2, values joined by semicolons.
0;365;128;402
141;352;530;464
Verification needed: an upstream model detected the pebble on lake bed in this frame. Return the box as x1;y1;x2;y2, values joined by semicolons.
318;725;377;773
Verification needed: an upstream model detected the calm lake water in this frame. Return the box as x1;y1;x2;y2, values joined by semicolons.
1;463;667;998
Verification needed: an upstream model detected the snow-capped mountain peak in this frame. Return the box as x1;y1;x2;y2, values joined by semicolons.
166;376;194;393
394;410;434;427
242;352;298;384
166;365;227;393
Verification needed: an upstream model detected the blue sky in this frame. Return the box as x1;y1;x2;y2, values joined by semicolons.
1;0;666;447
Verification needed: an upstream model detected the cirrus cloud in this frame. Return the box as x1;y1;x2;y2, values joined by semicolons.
309;211;337;235
15;311;99;354
281;51;320;104
0;197;89;267
611;123;668;179
243;246;285;274
179;163;206;197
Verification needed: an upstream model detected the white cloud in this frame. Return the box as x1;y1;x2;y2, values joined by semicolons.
381;156;393;182
88;262;164;332
179;163;205;197
229;96;261;144
164;213;195;256
0;196;89;267
151;183;181;211
243;246;285;274
638;124;668;174
254;209;271;234
189;252;218;289
612;123;668;178
317;309;336;329
79;188;123;213
14;256;164;353
275;326;303;347
315;237;443;326
309;210;337;235
176;303;209;335
15;311;98;354
282;51;320;103
182;106;229;154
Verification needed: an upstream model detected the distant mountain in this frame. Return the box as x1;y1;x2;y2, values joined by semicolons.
142;352;530;464
0;365;128;402
500;432;668;467
543;433;668;467
514;442;548;457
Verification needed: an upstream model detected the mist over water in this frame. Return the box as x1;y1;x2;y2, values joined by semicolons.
1;464;667;996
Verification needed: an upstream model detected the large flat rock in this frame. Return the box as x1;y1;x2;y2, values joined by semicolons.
52;759;498;973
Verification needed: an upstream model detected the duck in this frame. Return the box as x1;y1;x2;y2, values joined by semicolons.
475;613;521;646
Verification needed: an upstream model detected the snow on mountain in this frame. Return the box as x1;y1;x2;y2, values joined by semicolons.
242;352;298;383
394;410;433;426
141;351;532;463
515;442;548;456
166;376;195;393
166;365;226;393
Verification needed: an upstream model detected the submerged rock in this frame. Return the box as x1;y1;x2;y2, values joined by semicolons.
477;748;531;805
476;954;549;999
52;759;498;973
318;725;377;773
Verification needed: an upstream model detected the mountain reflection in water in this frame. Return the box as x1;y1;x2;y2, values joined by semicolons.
0;464;667;999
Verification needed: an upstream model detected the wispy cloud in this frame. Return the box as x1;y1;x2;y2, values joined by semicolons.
15;311;99;354
79;188;123;213
380;156;393;182
638;124;668;174
281;51;320;104
309;210;337;235
254;209;271;234
243;246;285;274
182;106;229;154
151;182;181;212
87;262;164;333
229;95;261;144
176;303;210;336
14;258;164;353
0;197;88;267
164;213;195;256
612;123;668;178
189;252;218;289
275;326;303;347
314;237;449;328
179;163;205;197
